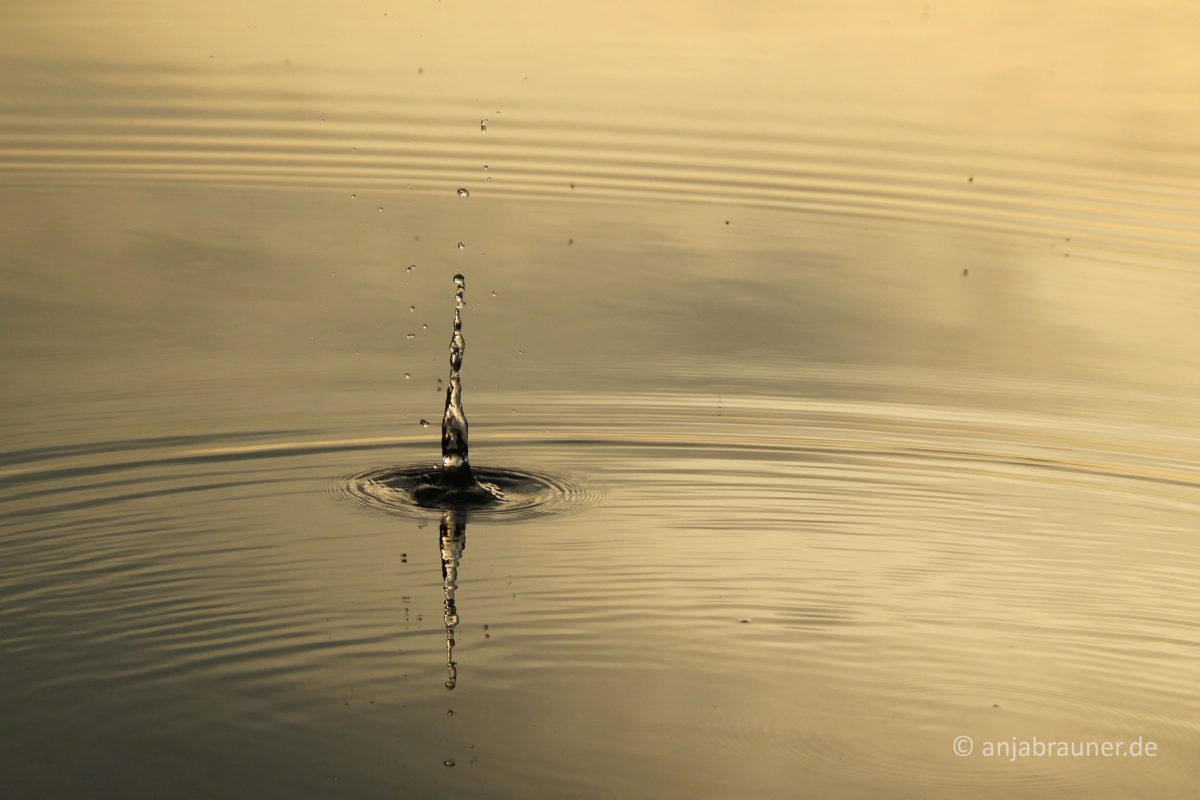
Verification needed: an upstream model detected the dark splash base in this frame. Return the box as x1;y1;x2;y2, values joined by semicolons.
341;464;598;521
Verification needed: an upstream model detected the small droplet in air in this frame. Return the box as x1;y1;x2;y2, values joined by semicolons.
420;419;430;428
422;323;428;329
491;290;497;297
480;119;488;132
406;333;415;339
406;265;415;272
409;305;415;312
404;372;411;380
483;165;488;171
443;759;455;768
456;188;469;198
350;193;356;198
447;709;456;717
457;242;466;250
378;206;383;212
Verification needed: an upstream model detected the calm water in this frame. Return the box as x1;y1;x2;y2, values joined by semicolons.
2;2;1199;797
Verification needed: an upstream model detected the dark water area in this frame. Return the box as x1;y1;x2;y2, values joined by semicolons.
2;1;1199;797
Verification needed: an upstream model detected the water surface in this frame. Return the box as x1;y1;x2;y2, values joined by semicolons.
2;2;1199;798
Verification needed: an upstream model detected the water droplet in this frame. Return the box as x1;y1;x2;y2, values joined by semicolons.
378;206;383;212
407;333;415;339
422;323;429;330
518;350;524;355
420;419;430;428
456;188;469;198
350;193;356;198
457;242;466;250
483;164;488;171
480;119;488;132
485;176;491;182
404;372;411;380
409;305;415;312
406;265;415;273
443;759;455;768
447;709;456;717
491;290;497;297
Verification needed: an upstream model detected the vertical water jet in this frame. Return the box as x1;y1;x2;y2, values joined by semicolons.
440;274;474;485
412;273;503;506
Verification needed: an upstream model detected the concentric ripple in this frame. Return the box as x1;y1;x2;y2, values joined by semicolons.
340;463;600;521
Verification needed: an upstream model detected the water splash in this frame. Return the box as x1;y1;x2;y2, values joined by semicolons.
411;274;503;506
441;274;471;477
344;275;595;517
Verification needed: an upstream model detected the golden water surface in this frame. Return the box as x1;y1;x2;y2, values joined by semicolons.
1;2;1198;798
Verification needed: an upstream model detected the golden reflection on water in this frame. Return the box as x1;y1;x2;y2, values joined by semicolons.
1;2;1199;799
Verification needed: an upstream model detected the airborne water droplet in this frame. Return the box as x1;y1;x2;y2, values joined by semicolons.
443;758;455;767
457;242;466;250
407;333;415;339
406;265;415;273
404;372;411;380
409;305;415;312
420;419;430;427
480;119;488;132
456;188;469;198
